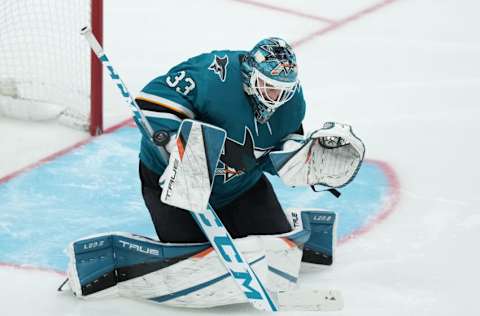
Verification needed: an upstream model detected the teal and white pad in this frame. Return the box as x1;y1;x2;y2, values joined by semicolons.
161;119;226;213
66;232;210;297
287;209;337;265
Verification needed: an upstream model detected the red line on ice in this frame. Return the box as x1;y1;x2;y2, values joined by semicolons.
230;0;336;24
292;0;398;47
0;118;133;185
339;159;401;244
0;262;65;276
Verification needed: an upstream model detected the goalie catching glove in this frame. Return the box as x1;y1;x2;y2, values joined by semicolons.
269;122;365;188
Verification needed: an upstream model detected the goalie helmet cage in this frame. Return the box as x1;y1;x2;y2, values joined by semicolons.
0;0;103;136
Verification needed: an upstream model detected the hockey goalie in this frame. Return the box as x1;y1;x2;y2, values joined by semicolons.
64;37;365;310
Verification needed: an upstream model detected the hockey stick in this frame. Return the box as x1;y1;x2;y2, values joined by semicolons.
80;26;278;312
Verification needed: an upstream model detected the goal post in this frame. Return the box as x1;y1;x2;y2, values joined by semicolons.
0;0;104;136
90;0;103;135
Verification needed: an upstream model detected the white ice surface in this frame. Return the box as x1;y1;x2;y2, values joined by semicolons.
1;0;480;315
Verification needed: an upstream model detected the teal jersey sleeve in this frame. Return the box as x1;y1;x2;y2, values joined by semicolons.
261;157;279;176
135;58;206;135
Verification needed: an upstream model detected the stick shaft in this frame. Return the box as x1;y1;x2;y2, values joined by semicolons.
81;26;168;163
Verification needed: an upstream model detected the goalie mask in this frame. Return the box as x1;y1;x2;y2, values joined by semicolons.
241;37;299;123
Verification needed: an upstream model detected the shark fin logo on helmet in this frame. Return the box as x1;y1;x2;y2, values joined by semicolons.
208;55;229;82
259;38;297;76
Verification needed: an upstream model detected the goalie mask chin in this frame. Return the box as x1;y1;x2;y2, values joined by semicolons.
242;37;299;124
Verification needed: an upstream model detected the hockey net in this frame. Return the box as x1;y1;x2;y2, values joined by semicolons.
0;0;103;135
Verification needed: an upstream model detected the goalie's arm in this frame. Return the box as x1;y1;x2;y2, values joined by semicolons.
262;124;305;176
134;65;202;162
134;94;185;170
134;93;188;152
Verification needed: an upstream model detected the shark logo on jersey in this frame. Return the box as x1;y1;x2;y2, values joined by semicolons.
217;127;271;183
208;55;229;82
216;163;244;183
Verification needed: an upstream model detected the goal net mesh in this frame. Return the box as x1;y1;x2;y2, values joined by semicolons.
0;0;93;131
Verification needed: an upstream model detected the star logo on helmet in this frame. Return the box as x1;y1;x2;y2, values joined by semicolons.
271;61;296;76
259;39;297;76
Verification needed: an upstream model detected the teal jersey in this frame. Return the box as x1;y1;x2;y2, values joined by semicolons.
135;50;305;208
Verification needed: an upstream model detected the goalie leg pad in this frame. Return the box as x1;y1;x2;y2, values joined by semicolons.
66;232;210;298
67;233;269;308
287;209;337;265
145;234;307;308
260;226;309;292
128;237;269;308
67;230;313;308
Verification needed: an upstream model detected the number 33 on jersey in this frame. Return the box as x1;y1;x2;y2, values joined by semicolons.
166;70;196;96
